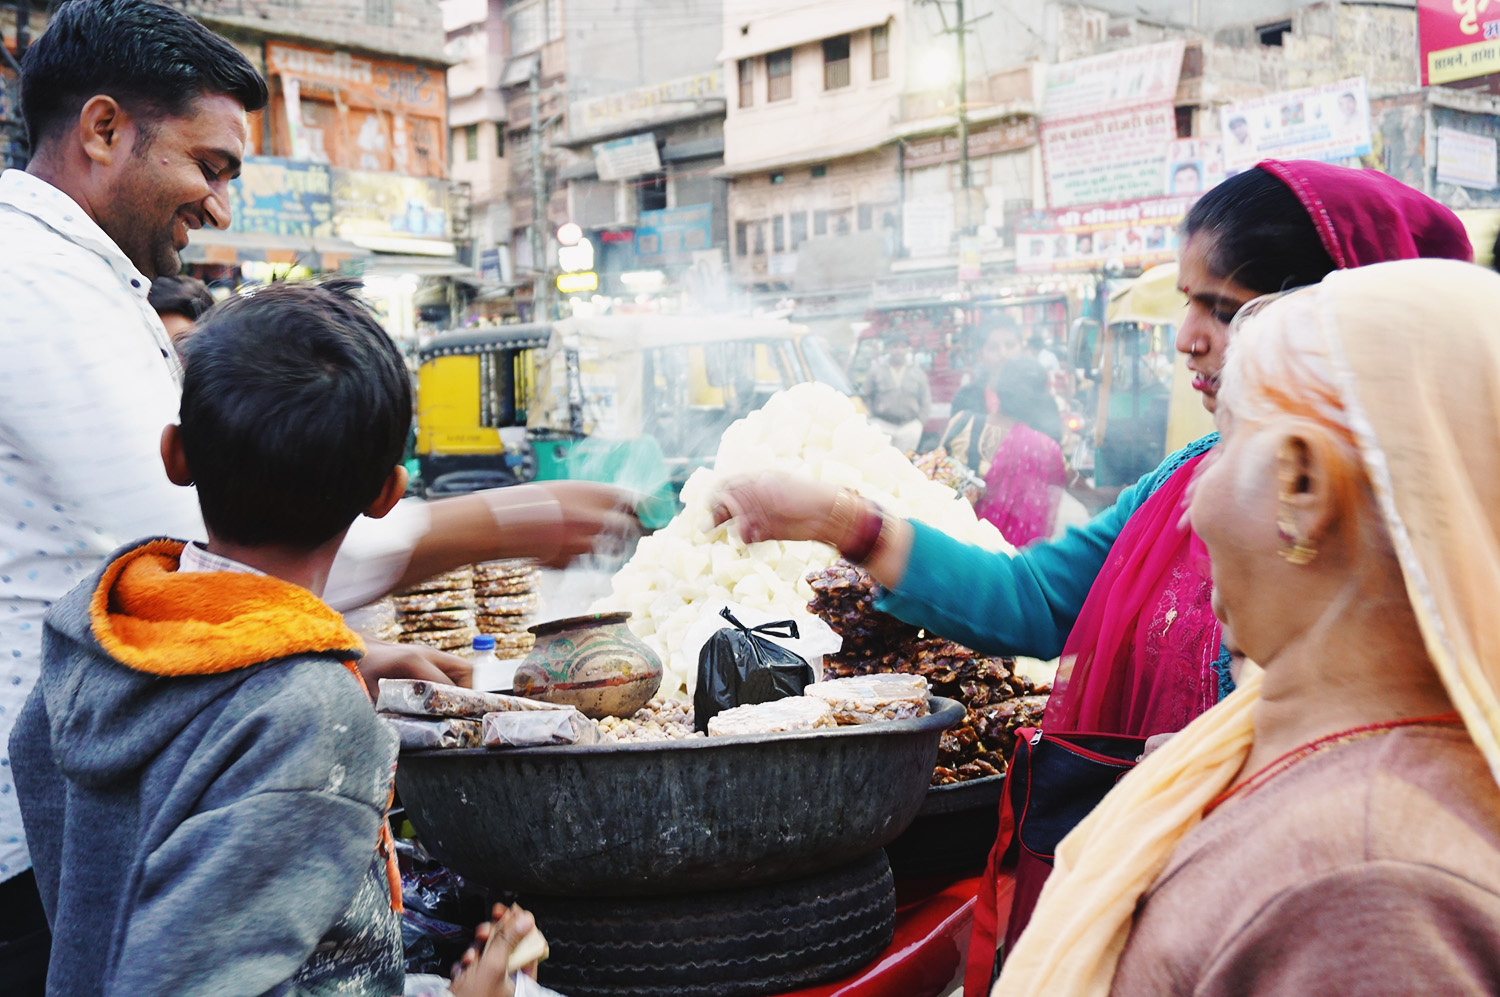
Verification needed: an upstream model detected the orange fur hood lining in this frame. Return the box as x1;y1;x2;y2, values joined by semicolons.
89;539;365;676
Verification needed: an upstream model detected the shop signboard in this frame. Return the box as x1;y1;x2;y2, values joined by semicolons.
634;204;713;265
229;158;334;236
903;194;954;258
594;133;662;182
331;168;451;242
1039;41;1184;210
1219;78;1372;174
1419;0;1500;86
1041;103;1178;208
1016;194;1196;273
1437;126;1500;189
1041;40;1185;120
901;118;1037;169
569;69;724;142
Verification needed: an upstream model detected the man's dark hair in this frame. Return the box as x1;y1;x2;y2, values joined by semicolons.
178;280;412;549
20;0;268;150
1181;165;1337;293
148;275;215;320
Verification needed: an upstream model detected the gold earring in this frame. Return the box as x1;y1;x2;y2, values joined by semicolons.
1277;517;1317;565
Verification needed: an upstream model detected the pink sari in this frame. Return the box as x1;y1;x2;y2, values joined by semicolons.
1043;451;1221;737
974;424;1067;548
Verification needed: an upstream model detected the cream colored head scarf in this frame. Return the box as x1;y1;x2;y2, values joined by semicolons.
993;258;1500;997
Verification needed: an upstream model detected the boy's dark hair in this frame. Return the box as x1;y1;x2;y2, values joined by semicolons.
178;280;412;549
20;0;268;150
1181;165;1337;293
148;275;215;320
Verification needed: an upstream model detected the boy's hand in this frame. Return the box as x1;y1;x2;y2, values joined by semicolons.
449;904;542;997
357;640;473;695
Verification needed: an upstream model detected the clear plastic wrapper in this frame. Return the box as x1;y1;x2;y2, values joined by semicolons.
804;674;930;724
706;696;837;737
482;708;600;747
381;714;483;750
377;679;569;719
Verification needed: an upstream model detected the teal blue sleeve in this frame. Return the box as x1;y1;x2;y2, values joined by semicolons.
874;434;1218;660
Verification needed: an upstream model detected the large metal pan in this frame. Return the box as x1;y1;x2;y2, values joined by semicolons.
396;697;964;897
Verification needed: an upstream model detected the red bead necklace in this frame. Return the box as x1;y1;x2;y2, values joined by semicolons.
1204;711;1464;816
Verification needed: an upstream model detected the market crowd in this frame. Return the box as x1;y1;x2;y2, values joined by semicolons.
3;1;1500;996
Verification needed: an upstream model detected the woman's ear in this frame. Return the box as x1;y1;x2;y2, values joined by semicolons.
1275;427;1343;547
159;425;193;487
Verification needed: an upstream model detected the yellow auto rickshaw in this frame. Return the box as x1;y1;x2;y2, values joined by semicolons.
414;315;853;527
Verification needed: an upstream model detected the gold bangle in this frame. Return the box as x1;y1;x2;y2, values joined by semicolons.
826;488;860;550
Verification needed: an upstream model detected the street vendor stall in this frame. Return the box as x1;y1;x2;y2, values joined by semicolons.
376;380;1060;996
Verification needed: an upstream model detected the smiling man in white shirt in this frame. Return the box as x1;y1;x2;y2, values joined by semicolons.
0;1;629;988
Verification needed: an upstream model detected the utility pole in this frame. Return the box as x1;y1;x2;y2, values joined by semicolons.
923;0;990;234
954;0;969;194
528;63;550;323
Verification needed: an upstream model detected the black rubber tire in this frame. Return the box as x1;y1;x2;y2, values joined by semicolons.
523;850;896;997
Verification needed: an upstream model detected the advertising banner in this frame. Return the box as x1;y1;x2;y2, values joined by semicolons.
1016;195;1196;273
1419;0;1500;86
331;169;451;243
1040;103;1178;208
230;158;334;237
267;43;448;178
1437;126;1500;189
635;204;713;265
1219;78;1372;173
1040;41;1184;210
1163;138;1225;195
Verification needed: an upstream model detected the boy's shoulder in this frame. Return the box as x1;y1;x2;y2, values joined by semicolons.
198;656;397;810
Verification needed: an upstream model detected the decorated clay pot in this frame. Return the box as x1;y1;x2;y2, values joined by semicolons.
513;612;663;719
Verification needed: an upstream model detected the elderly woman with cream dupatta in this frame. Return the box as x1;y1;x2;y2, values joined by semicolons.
996;258;1500;997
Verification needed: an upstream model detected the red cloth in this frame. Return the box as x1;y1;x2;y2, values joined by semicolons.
1043;451;1220;737
1258;159;1474;268
973;424;1067;548
962;160;1474;997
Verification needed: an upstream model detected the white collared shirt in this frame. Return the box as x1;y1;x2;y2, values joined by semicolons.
0;170;428;883
0;170;207;882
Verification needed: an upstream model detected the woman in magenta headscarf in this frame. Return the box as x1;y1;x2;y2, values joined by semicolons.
711;161;1472;990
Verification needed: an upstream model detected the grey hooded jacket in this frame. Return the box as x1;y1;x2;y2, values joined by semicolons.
8;540;403;996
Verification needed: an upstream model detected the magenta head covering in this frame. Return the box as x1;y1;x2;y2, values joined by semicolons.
1257;159;1473;267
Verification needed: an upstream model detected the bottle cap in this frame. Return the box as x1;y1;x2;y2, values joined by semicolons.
472;634;497;651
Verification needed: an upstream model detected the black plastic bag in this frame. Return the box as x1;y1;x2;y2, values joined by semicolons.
693;607;816;732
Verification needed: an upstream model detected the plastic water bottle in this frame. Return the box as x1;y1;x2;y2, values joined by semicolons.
469;634;517;692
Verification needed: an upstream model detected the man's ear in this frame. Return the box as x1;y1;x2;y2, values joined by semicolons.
364;466;408;520
159;425;193;487
78;95;132;167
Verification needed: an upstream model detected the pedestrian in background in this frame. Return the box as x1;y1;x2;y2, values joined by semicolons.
860;335;931;452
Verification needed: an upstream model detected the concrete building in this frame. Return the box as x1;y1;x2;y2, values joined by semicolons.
719;0;906;294
160;0;461;334
0;0;52;170
445;0;514;301
552;0;729;308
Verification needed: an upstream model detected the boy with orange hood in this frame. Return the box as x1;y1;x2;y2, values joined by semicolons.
9;282;533;996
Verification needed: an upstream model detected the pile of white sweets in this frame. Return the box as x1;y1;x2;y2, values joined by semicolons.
594;382;1015;696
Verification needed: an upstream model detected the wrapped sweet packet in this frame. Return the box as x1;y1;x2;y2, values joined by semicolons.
381;714;483;750
376;679;568;719
482;708;599;748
